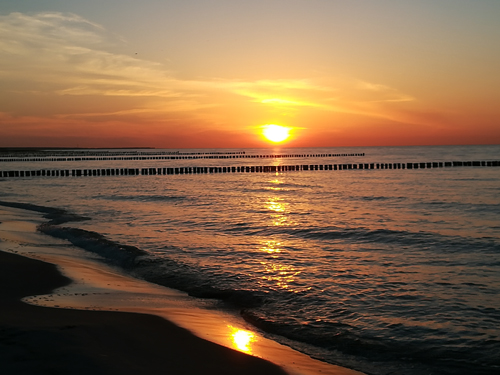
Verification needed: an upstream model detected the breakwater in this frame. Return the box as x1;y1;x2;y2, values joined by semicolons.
0;152;364;163
1;160;498;178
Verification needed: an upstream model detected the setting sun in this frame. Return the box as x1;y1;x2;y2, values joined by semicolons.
262;124;291;143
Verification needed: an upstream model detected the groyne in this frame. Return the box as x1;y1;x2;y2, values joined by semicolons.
0;152;364;163
1;160;498;178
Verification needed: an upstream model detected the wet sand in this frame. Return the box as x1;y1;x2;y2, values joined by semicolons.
0;249;292;375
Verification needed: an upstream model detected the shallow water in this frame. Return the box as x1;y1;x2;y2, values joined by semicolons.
1;145;499;375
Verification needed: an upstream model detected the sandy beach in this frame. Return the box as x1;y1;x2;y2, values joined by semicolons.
0;204;364;375
0;250;293;375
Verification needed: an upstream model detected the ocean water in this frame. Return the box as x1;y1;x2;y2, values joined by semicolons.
1;145;499;375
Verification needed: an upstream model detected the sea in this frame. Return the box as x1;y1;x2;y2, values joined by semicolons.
1;145;499;375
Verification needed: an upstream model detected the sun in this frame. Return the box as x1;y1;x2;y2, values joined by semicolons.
262;124;291;143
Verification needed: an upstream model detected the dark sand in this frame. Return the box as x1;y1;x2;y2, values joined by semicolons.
0;250;288;375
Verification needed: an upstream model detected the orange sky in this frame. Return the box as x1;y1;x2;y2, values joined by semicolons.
1;1;499;148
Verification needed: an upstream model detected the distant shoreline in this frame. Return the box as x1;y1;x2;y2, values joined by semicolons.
0;147;155;152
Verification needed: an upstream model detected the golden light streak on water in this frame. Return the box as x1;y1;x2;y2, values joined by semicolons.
228;326;256;353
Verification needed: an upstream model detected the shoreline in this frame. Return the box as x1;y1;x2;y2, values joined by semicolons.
0;203;365;375
0;250;287;375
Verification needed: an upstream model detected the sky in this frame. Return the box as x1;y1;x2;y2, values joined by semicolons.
1;0;499;148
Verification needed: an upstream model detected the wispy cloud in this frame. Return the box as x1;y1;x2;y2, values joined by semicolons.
355;80;415;103
0;12;188;98
0;11;420;128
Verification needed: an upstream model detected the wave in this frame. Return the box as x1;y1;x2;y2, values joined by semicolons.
0;200;89;225
15;204;268;309
223;223;500;254
124;253;266;308
39;225;146;269
359;195;408;202
414;201;500;215
95;194;188;202
242;308;499;375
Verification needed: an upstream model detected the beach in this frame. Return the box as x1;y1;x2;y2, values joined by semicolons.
0;204;364;375
0;251;290;375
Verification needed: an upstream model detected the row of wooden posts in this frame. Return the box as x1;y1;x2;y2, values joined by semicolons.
0;150;245;158
0;153;364;163
1;160;498;178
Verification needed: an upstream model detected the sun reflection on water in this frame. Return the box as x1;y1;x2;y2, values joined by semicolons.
265;197;289;226
258;240;302;290
259;261;301;290
228;326;255;353
252;180;305;292
266;179;285;191
260;240;282;255
266;198;286;213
